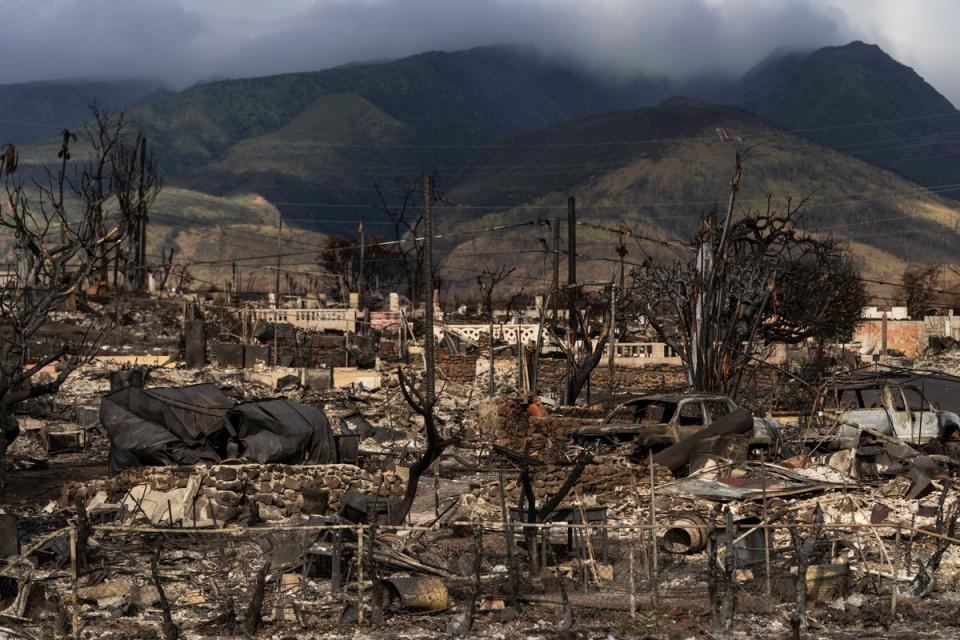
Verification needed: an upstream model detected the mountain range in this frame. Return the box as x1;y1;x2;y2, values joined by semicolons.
6;41;960;290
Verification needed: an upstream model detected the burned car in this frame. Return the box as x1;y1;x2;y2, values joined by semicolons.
570;393;780;457
813;381;960;449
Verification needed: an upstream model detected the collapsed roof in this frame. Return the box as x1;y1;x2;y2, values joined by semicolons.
101;383;337;471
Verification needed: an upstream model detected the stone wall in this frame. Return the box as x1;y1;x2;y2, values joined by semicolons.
537;359;687;396
477;397;604;460
439;352;688;394
588;363;687;394
63;463;405;525
437;352;477;384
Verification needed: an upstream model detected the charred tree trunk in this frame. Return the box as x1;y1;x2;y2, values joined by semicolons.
151;551;179;640
561;308;611;405
514;450;593;572
789;505;823;632
244;561;271;636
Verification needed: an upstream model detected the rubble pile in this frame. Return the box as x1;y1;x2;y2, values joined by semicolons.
63;463;406;525
13;290;960;640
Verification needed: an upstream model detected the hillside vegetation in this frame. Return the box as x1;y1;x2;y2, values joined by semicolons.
439;102;960;286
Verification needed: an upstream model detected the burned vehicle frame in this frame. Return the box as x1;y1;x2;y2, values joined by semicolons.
569;393;780;459
807;379;960;450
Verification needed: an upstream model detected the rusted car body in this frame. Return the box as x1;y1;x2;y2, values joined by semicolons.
570;393;779;455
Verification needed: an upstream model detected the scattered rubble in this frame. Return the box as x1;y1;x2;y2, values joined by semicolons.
6;291;960;640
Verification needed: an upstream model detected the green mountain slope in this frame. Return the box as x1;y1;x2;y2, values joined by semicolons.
438;101;960;286
120;46;670;216
0;79;167;144
731;41;960;198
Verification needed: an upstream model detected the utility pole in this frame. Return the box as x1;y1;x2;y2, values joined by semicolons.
137;137;148;291
617;237;627;336
275;212;283;308
358;217;365;309
423;176;436;407
567;197;577;325
607;283;616;404
564;196;577;404
488;313;495;397
552;217;560;325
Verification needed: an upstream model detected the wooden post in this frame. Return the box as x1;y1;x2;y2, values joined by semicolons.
498;470;518;606
762;453;772;597
488;314;495;397
892;524;901;617
69;526;79;640
649;450;659;606
356;526;364;624
331;529;342;594
433;463;440;519
628;542;637;618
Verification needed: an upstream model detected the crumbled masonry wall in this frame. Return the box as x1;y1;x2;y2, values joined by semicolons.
63;463;405;522
855;319;925;357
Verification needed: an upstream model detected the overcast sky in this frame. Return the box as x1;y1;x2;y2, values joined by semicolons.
2;0;957;105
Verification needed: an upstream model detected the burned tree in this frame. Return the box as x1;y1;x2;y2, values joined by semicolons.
549;288;612;404
476;265;515;318
0;110;159;489
395;174;452;521
375;172;444;308
627;148;866;394
318;234;403;302
108;114;162;291
497;446;593;571
900;264;945;318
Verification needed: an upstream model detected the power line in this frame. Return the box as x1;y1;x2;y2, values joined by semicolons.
6;106;960;152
